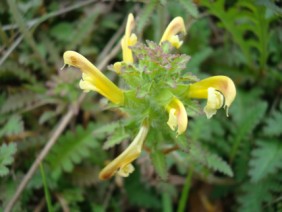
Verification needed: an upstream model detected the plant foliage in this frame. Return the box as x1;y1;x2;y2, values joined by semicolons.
0;143;17;177
46;124;100;179
0;0;281;211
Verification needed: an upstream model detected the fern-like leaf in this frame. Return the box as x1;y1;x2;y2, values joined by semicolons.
263;102;282;136
237;176;281;212
0;143;17;177
229;96;267;161
46;124;99;179
249;139;282;182
0;61;36;83
103;127;130;150
201;0;270;68
188;142;233;177
0;91;40;114
0;114;24;137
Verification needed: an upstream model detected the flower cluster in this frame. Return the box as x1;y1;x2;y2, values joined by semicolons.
63;14;236;180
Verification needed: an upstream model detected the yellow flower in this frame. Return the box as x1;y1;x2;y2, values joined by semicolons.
159;17;186;49
63;51;124;105
188;76;236;118
166;98;188;135
99;119;149;180
121;13;137;63
113;13;137;73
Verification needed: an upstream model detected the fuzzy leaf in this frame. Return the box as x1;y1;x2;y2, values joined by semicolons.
0;143;17;177
249;139;282;182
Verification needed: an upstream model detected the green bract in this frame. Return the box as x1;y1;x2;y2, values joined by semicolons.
116;41;193;126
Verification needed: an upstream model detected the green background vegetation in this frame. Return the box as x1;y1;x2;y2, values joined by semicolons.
0;0;282;211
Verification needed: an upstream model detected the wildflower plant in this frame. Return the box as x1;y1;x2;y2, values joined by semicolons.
63;14;236;180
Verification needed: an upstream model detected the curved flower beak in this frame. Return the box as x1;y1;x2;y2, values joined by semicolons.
63;51;124;105
159;17;186;49
99;119;149;180
121;13;137;63
188;76;236;118
166;98;188;135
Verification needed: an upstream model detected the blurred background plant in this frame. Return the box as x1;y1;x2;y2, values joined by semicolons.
0;0;282;211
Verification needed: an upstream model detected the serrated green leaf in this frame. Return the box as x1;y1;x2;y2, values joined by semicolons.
201;0;270;68
103;129;130;150
46;124;99;179
0;115;24;137
0;61;36;83
189;142;233;177
0;91;40;114
151;150;168;180
230;96;267;161
0;143;17;177
92;122;120;136
249;140;282;182
263;104;282;136
237;177;281;212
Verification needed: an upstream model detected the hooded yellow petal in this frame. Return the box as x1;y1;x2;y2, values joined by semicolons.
166;98;188;135
63;51;124;105
121;13;136;63
188;76;236;116
160;17;186;49
99;119;149;180
204;87;224;119
117;163;135;177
